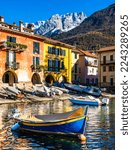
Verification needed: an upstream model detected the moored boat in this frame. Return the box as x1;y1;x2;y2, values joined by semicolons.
64;83;101;97
82;86;102;97
69;96;109;106
64;83;83;93
11;107;88;140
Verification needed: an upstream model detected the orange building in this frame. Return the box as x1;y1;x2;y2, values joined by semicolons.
0;16;44;85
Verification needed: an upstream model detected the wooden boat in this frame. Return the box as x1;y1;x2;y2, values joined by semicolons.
69;96;109;106
52;86;69;93
82;86;102;97
64;83;83;93
11;107;88;140
3;86;24;99
64;84;101;97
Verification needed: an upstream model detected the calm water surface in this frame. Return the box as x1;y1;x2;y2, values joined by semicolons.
0;99;115;150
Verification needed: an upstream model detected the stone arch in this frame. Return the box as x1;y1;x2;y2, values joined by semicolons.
45;75;55;85
58;75;67;83
31;73;41;85
2;70;18;86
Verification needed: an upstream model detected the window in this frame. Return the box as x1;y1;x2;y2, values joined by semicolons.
7;36;16;43
103;76;106;83
103;66;106;72
48;47;52;54
110;55;113;61
6;51;16;66
52;47;55;54
94;60;97;65
91;78;94;84
75;64;78;73
103;56;106;64
75;53;77;59
95;78;98;85
110;78;114;86
33;57;40;66
48;59;61;72
86;79;90;85
48;59;52;71
61;61;64;69
74;75;77;80
92;68;94;73
33;42;40;54
109;66;115;71
55;48;59;55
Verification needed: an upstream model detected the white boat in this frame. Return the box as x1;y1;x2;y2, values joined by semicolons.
3;86;23;99
50;87;63;96
52;86;69;93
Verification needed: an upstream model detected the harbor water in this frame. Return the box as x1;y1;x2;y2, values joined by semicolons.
0;98;115;150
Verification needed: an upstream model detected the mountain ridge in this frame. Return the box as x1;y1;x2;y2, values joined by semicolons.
53;4;115;50
25;12;87;37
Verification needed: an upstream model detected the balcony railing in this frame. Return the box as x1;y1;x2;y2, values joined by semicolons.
31;65;43;72
85;61;98;67
100;60;115;65
5;62;20;70
0;41;27;52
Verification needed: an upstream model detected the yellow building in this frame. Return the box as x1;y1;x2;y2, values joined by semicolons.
98;46;115;92
43;39;73;84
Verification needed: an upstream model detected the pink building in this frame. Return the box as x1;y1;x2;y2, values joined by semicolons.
79;50;98;86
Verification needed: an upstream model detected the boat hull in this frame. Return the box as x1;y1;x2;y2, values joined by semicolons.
14;116;87;136
69;99;99;106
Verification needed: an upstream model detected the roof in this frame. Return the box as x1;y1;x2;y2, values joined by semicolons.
98;46;115;52
72;48;81;53
79;49;98;58
0;22;74;49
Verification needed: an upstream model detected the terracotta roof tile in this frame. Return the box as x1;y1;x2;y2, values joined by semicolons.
98;46;115;52
79;49;98;58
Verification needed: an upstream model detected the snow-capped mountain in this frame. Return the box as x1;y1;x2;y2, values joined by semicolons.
25;12;87;37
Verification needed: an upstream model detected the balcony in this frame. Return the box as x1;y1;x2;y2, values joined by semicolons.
5;62;20;70
31;65;43;72
85;61;98;67
100;60;115;65
0;41;27;52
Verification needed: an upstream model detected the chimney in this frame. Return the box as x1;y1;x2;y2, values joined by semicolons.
0;16;4;22
27;23;34;30
19;20;24;32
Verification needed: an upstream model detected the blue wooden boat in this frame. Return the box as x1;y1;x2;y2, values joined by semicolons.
69;96;109;106
82;86;102;97
11;107;88;140
64;83;101;97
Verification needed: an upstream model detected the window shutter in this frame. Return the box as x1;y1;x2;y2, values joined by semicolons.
14;52;16;62
6;51;9;64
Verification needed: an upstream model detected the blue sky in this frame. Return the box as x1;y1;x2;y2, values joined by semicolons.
0;0;114;24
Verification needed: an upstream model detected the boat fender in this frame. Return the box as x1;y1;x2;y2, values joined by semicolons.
11;123;20;131
78;134;86;142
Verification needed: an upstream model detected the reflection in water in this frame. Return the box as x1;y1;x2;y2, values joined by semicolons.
0;99;115;149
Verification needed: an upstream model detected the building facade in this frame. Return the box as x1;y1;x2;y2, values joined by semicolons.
98;46;115;91
71;48;80;84
43;41;72;84
0;16;73;86
79;50;98;85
